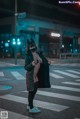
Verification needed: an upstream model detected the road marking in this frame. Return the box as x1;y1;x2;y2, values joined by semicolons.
36;90;80;102
76;79;80;81
0;94;69;112
50;73;64;78
51;85;80;92
66;70;80;75
11;71;25;80
0;72;4;77
53;70;80;78
0;108;33;119
62;82;80;86
23;89;80;102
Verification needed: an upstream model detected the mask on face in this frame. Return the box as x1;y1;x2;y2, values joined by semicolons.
31;48;36;52
29;46;36;52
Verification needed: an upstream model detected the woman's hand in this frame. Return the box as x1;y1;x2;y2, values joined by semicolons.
48;59;51;64
46;57;51;64
32;61;36;66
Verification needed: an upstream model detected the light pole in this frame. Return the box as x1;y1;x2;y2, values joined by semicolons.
14;0;17;64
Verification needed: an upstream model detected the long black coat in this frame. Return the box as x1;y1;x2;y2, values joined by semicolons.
24;52;51;91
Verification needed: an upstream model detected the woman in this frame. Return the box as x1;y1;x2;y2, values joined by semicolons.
24;39;51;113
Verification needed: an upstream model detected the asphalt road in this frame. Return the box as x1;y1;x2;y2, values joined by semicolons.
0;65;80;119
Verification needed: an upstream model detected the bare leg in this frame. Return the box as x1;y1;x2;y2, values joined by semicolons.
34;63;40;82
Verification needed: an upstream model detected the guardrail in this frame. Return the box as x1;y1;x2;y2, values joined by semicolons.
60;53;80;59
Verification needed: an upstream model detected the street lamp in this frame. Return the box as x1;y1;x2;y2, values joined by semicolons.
62;44;64;48
8;40;10;43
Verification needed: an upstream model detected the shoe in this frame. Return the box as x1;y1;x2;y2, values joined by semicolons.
27;105;40;110
29;107;41;113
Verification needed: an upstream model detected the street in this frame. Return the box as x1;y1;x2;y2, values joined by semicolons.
0;0;80;119
0;64;80;119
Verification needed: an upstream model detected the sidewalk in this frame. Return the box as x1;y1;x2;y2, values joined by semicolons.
0;59;24;67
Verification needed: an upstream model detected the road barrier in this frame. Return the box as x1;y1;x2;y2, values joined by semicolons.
60;53;80;59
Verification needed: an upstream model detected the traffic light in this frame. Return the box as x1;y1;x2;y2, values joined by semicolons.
12;38;16;45
12;38;21;45
17;38;21;45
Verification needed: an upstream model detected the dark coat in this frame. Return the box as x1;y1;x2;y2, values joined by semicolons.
24;52;51;91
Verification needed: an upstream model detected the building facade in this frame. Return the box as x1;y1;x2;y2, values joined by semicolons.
0;15;80;58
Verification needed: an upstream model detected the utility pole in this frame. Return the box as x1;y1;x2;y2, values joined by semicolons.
14;0;17;64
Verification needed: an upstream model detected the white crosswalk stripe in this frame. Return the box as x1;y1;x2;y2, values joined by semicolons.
62;82;80;86
23;90;80;102
76;79;80;81
53;70;80;78
11;71;25;80
0;72;4;77
0;94;69;112
66;70;80;74
50;72;64;78
51;85;80;92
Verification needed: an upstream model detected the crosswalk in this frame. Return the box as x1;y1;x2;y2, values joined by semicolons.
0;82;80;118
0;69;80;118
53;70;80;78
11;71;25;80
0;69;80;81
0;94;69;112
